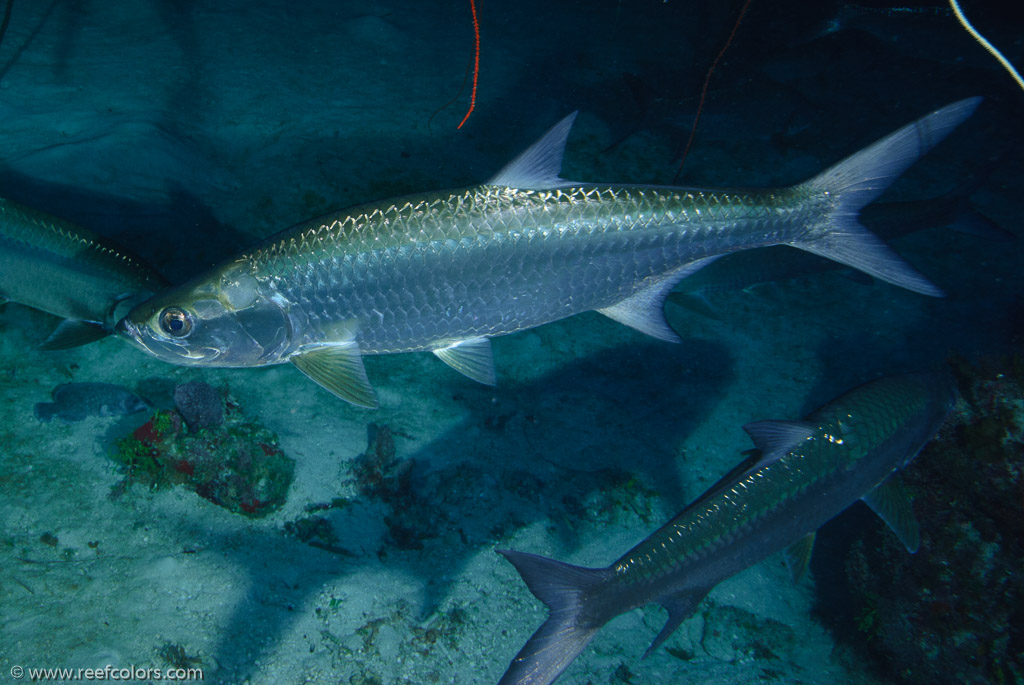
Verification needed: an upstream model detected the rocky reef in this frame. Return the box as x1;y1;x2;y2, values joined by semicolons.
110;381;294;517
843;357;1024;684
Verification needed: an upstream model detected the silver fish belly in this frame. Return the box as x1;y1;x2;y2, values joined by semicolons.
116;99;980;406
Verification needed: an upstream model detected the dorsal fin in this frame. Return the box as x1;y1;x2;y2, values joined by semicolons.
742;419;816;462
487;112;579;189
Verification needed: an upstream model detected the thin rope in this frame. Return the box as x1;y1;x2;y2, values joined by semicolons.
673;0;753;183
457;0;480;129
949;0;1023;92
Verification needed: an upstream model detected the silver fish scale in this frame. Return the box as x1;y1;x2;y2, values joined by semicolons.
245;184;820;355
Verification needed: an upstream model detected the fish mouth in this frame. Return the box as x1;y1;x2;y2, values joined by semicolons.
113;315;165;358
113;315;175;358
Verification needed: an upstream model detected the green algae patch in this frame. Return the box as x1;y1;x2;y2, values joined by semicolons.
111;393;294;517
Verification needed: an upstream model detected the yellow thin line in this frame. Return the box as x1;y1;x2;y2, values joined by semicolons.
949;0;1024;92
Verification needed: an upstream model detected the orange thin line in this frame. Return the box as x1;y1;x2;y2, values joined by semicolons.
673;0;752;183
457;0;480;130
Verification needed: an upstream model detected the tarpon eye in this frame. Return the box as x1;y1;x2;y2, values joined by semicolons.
159;307;193;338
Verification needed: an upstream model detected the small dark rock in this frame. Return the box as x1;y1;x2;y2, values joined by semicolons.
173;381;223;431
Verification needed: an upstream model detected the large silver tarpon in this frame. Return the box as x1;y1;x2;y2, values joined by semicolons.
116;99;980;406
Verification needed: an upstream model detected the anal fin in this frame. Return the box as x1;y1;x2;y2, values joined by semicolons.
666;291;721;320
599;256;722;342
644;587;711;658
290;341;377;408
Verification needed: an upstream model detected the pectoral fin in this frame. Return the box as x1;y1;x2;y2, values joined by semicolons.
290;342;377;408
862;474;919;553
784;532;816;583
432;336;496;385
38;319;110;350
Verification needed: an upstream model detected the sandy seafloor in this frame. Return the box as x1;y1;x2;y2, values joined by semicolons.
0;1;1022;683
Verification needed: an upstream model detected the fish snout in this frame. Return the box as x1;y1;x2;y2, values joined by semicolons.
114;315;138;341
114;315;158;355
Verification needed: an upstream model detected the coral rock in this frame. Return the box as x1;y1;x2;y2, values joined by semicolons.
173;381;224;431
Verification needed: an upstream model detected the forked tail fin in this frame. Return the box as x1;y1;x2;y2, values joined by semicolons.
497;549;613;685
792;97;982;296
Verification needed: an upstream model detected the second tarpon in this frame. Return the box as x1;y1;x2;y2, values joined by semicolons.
0;196;166;349
497;372;957;684
116;99;979;406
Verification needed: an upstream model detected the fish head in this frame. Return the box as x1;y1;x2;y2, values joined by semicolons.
115;260;295;367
